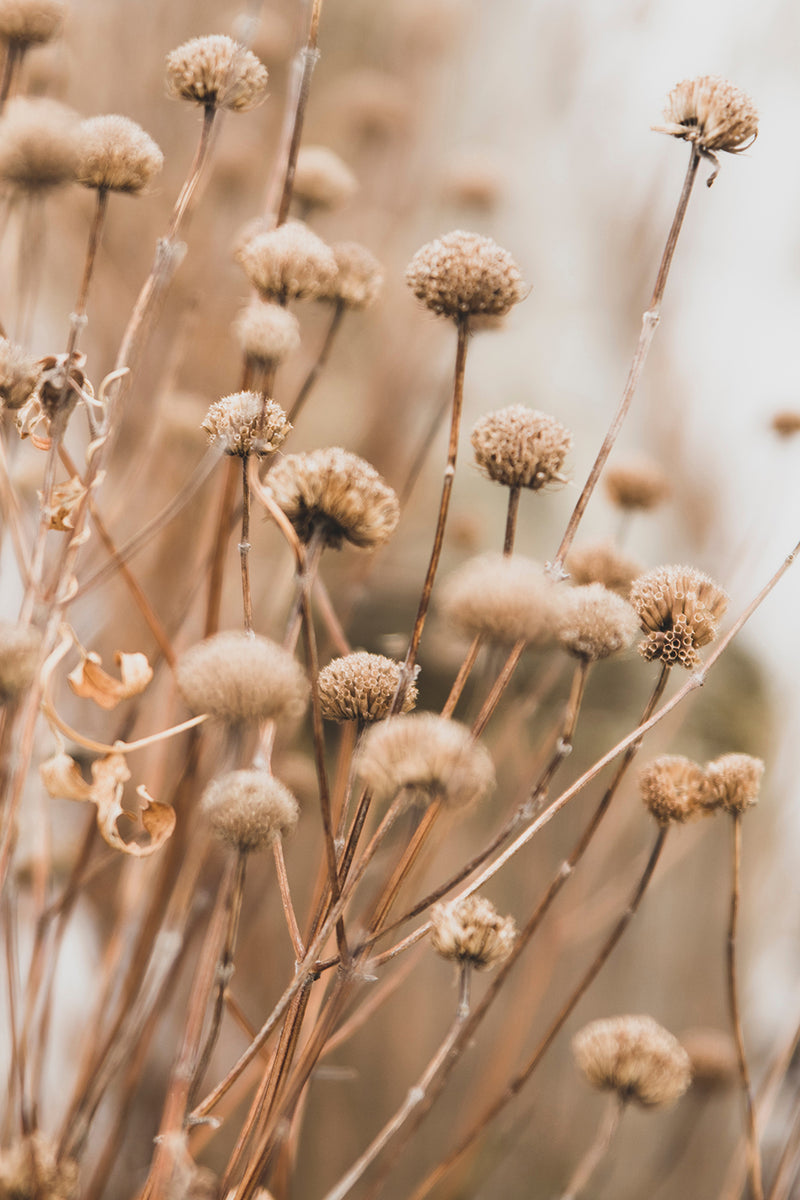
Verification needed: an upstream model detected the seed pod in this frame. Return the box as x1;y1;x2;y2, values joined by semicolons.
176;631;308;725
430;895;516;970
202;769;299;852
406;230;526;320
573;1015;691;1108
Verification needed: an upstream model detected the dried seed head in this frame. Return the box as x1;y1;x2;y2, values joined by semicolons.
0;0;64;44
556;583;639;662
201;769;298;852
317;652;417;723
566;541;643;599
0;621;41;703
439;553;558;646
629;565;728;670
638;755;711;825
201;391;291;457
293;144;358;210
237;221;338;303
166;34;268;112
653;76;758;156
0;337;40;409
573;1015;691;1108
320;241;384;310
356;712;494;810
430;895;516;970
75;114;163;194
233;301;300;366
771;409;800;438
0;1133;79;1199
703;752;764;815
266;447;399;550
176;631;308;725
471;405;572;491
406;230;526;320
0;96;78;191
680;1028;740;1092
604;457;670;512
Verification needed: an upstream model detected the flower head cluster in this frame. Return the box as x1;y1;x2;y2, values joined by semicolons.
237;222;338;303
555;583;639;662
0;96;78;192
75;114;163;194
430;895;516;971
406;230;526;320
166;34;268;112
629;565;728;670
202;769;299;852
573;1015;691;1108
653;76;758;156
604;457;670;512
703;753;764;815
471;405;572;491
234;301;300;367
439;553;557;646
566;541;642;599
317;652;416;723
176;631;308;725
638;755;711;825
321;241;384;310
201;392;291;457
293;144;357;211
0;0;65;45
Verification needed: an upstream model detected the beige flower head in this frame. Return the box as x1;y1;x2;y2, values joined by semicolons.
0;337;40;409
638;754;711;825
703;752;764;815
573;1015;691;1108
201;769;299;852
176;631;308;725
0;621;41;703
0;1134;78;1200
439;553;558;646
166;34;268;112
0;0;65;44
556;583;639;662
629;565;728;670
75;115;163;194
430;895;516;971
237;221;338;303
292;144;358;211
471;405;572;491
317;652;417;723
565;540;643;599
201;392;291;457
321;241;384;310
0;96;78;192
233;301;300;367
604;456;670;512
406;230;526;321
653;76;758;182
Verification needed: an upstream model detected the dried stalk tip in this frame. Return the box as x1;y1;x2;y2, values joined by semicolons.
0;621;41;703
0;0;64;44
75;115;163;194
201;391;291;457
318;652;417;723
703;752;764;815
406;230;526;320
771;409;800;438
566;540;643;599
176;631;308;725
266;447;399;550
202;769;298;852
293;144;358;211
0;1133;79;1199
556;583;639;662
234;301;300;367
0;336;40;409
573;1015;691;1108
439;553;558;646
321;241;384;310
471;405;572;491
430;895;516;970
0;96;77;191
356;712;495;810
638;754;710;825
629;565;728;670
653;75;758;156
237;221;338;303
166;34;268;112
680;1028;740;1092
604;457;670;512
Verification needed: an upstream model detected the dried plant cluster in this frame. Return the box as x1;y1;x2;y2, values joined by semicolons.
0;9;795;1200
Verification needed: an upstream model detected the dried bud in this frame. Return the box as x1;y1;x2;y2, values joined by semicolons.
237;221;338;303
166;34;268;112
75;114;163;194
430;895;516;970
556;583;639;662
317;652;417;723
604;457;670;512
266;447;399;550
320;241;384;310
680;1028;740;1092
573;1015;691;1108
566;541;643;599
293;144;357;211
439;553;558;646
638;755;711;825
771;410;800;438
703;752;764;815
201;392;291;457
406;230;526;321
202;769;298;852
653;76;758;158
0;622;41;703
0;0;64;44
0;1133;78;1199
0;96;78;191
0;337;40;409
471;405;572;491
233;301;300;366
629;565;728;670
176;631;308;725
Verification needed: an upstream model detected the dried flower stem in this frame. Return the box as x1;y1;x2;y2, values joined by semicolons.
274;0;324;227
273;836;305;961
472;637;526;737
205;456;241;635
765;1102;800;1200
288;299;345;423
367;802;442;935
559;1094;625;1200
0;41;21;112
440;635;482;718
239;453;254;633
503;484;522;555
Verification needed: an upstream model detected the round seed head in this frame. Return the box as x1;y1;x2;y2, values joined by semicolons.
75;114;163;194
406;230;527;320
0;337;40;409
439;553;558;646
317;652;417;723
604;457;670;512
680;1028;740;1093
573;1015;691;1108
0;0;64;44
653;75;758;155
356;712;494;810
0;96;78;192
237;221;338;303
266;447;399;550
771;409;800;438
201;391;291;457
629;565;728;670
566;540;643;599
0;621;41;703
233;301;300;366
176;631;308;725
166;34;268;112
703;752;764;815
202;769;298;852
556;583;639;662
0;1134;78;1200
471;405;572;491
320;241;384;310
638;755;711;825
293;144;358;211
430;895;516;970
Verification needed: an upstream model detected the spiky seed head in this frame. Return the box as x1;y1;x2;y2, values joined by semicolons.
566;541;643;599
0;96;78;191
406;230;526;320
629;565;728;670
233;301;300;366
638;755;711;825
0;1134;78;1199
176;631;308;725
266;447;399;550
0;337;40;409
201;392;291;457
75;115;163;194
604;457;670;512
556;583;639;662
703;753;764;815
439;553;558;646
0;0;64;44
653;76;758;155
201;769;298;852
292;144;358;210
771;410;800;438
356;712;494;810
430;895;516;970
471;405;572;491
237;221;338;303
0;622;41;703
680;1028;740;1092
320;241;384;310
166;35;268;112
573;1015;691;1108
317;652;417;723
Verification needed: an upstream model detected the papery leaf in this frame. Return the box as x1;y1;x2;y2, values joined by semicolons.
68;650;153;710
88;755;175;856
40;752;93;801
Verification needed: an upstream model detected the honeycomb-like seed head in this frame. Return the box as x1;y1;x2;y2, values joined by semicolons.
236;221;338;303
0;0;64;44
201;392;291;457
166;34;268;112
572;1015;692;1108
406;230;527;320
233;301;300;366
565;541;643;599
317;652;417;723
320;241;384;310
604;457;670;512
439;553;558;646
629;565;728;670
201;769;299;852
75;115;163;194
653;75;758;154
0;337;40;409
176;631;308;725
0;96;78;191
0;621;41;703
430;895;516;971
555;583;639;662
638;754;711;826
292;144;358;211
703;752;764;815
680;1028;740;1092
471;405;572;491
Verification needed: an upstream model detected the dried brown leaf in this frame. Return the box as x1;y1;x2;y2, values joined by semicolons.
68;650;153;709
39;752;93;801
88;754;174;856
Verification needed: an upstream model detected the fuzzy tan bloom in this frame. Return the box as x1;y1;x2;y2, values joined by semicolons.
439;553;558;646
266;447;399;550
556;583;639;662
573;1015;691;1108
321;241;384;310
703;752;764;815
0;1133;78;1199
629;565;728;670
201;769;298;852
0;621;41;703
638;755;711;825
293;144;358;211
176;631;308;725
356;713;494;810
653;76;758;157
237;221;338;303
331;68;412;143
0;96;78;191
604;457;670;512
566;541;643;599
0;0;64;44
430;895;516;970
234;301;300;366
317;652;417;723
771;409;800;438
471;405;572;491
166;34;268;112
75;114;163;193
0;337;40;409
406;230;526;320
680;1028;740;1092
201;392;291;457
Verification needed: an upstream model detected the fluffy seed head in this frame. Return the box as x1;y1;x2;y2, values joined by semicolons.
201;392;291;457
166;35;268;112
0;622;41;703
293;144;358;210
703;752;764;815
566;541;643;599
201;769;298;852
556;583;639;662
680;1028;740;1092
0;1133;78;1200
320;241;384;310
430;895;516;970
638;755;711;825
75;115;163;193
356;713;495;810
629;565;728;669
406;230;526;320
653;75;758;155
573;1015;691;1108
233;301;300;366
0;337;40;409
471;405;572;491
317;652;416;723
604;457;670;512
176;631;308;725
0;0;64;44
0;96;78;191
439;553;558;646
237;221;338;302
266;447;399;550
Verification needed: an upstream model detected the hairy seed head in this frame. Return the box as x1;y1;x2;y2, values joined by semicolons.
703;752;764;815
202;769;298;852
471;405;572;491
556;583;639;662
0;1133;78;1199
573;1015;691;1108
233;301;300;366
604;456;670;512
75;114;163;193
653;75;758;155
406;230;526;320
771;409;800;438
201;392;291;457
176;631;308;725
237;221;338;303
629;565;728;670
166;34;268;112
0;96;77;191
638;755;711;825
293;144;357;211
439;553;558;646
0;622;41;703
317;652;417;723
0;337;40;409
566;540;643;599
430;895;516;970
0;0;65;44
320;241;384;310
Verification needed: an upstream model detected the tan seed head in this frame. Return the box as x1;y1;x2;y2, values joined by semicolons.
406;230;526;320
0;0;64;44
166;34;268;112
430;895;516;970
703;752;764;815
237;221;338;303
320;241;384;310
653;75;758;156
0;622;41;703
439;553;558;646
293;144;358;211
566;540;643;598
471;405;572;491
573;1015;691;1107
0;337;40;409
75;114;163;194
0;96;78;191
317;652;417;723
556;583;639;662
771;409;800;438
638;755;711;825
176;631;308;725
604;456;670;512
0;1133;78;1199
629;565;728;670
201;392;291;457
233;301;300;366
202;769;299;852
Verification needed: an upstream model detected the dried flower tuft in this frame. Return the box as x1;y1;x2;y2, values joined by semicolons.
471;405;572;491
233;301;300;367
406;230;526;320
293;144;358;211
566;540;643;598
0;0;64;44
75;114;163;194
680;1028;740;1092
321;241;384;310
166;34;268;112
0;1133;78;1199
638;755;711;825
0;621;41;703
703;752;764;815
556;583;639;662
439;553;558;646
629;565;728;670
237;221;338;303
430;895;516;970
176;631;308;725
318;652;417;723
653;76;758;158
331;68;411;143
604;457;670;512
573;1015;691;1108
202;769;298;852
202;392;291;457
0;337;40;409
0;96;78;191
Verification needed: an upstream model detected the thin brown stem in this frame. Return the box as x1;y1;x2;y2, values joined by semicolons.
440;636;482;718
274;0;324;226
503;484;521;555
559;1095;625;1199
273;836;305;961
288;300;345;423
239;453;253;633
0;41;20;111
206;455;242;635
471;637;525;738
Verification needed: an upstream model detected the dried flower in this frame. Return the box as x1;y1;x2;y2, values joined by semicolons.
573;1015;691;1108
0;337;40;409
75;114;163;194
0;1133;79;1199
0;96;78;192
629;565;728;670
0;0;64;44
201;392;291;457
266;447;399;550
166;34;268;112
293;144;358;211
556;583;639;662
0;621;41;703
320;241;384;310
566;541;643;598
638;755;711;825
318;652;417;723
406;230;526;320
703;752;764;815
471;405;572;491
356;712;494;810
680;1028;740;1092
604;457;670;512
176;631;308;725
439;553;558;646
771;409;800;438
234;301;300;366
331;68;411;143
202;769;298;852
237;221;338;303
430;895;516;970
653;76;758;158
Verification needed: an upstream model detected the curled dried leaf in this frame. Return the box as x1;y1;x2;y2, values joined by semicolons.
39;752;93;801
89;753;175;856
43;475;86;530
68;650;153;709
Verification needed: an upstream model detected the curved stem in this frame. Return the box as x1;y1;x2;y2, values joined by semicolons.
559;1094;625;1200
